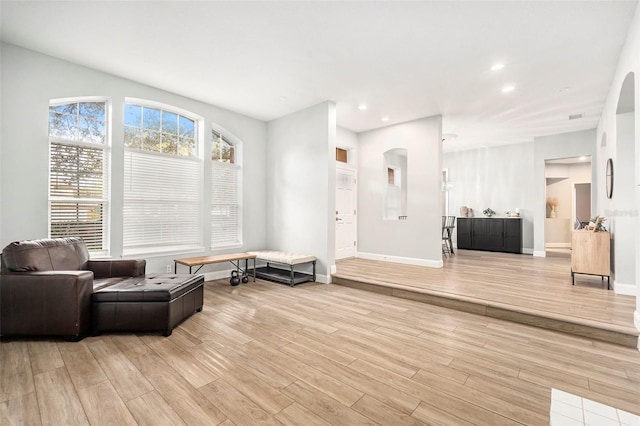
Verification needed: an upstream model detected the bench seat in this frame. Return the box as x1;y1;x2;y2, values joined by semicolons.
247;250;316;287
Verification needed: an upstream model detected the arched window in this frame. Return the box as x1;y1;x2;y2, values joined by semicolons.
122;100;203;255
211;128;242;248
48;99;109;254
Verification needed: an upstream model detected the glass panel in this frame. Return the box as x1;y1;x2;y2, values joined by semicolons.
50;103;77;114
49;111;78;140
161;111;178;134
79;117;105;144
143;107;161;131
180;116;195;138
79;102;105;120
124;126;143;149
124;104;142;127
179;137;196;157
162;133;178;155
221;142;234;163
143;130;161;152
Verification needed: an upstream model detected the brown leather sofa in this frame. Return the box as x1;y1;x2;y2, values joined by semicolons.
0;237;145;340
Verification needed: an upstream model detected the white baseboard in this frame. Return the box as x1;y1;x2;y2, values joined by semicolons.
545;243;571;248
203;270;233;282
613;280;637;296
533;250;546;258
316;274;331;284
522;248;534;255
356;252;443;268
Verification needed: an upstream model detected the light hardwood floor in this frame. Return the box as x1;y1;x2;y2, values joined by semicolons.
333;250;639;347
2;278;639;425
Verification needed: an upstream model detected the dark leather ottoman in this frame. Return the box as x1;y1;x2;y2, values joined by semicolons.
92;273;204;336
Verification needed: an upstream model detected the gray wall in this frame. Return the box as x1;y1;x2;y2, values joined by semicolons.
0;43;268;275
357;116;443;266
266;102;336;281
443;142;535;252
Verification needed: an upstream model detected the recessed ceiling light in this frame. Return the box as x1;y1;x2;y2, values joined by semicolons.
358;104;367;110
502;85;515;93
491;63;504;71
381;116;389;122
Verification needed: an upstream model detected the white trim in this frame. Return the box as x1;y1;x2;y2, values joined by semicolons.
522;248;534;255
202;270;330;284
533;250;547;257
357;251;443;268
316;274;331;284
613;279;637;295
330;264;337;274
545;243;571;248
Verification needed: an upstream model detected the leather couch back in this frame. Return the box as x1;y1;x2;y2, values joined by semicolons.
2;237;90;272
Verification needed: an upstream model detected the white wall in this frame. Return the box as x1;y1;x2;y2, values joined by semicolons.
444;142;535;252
336;126;358;169
265;101;336;282
0;43;268;276
595;3;639;314
357;116;443;267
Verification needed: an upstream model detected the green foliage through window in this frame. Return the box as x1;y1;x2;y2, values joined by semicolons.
125;104;196;157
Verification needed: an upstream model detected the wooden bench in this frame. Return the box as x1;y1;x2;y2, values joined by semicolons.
247;250;316;287
174;252;256;284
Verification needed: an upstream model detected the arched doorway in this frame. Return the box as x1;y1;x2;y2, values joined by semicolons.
613;72;636;295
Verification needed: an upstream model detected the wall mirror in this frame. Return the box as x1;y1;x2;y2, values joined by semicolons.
383;148;408;220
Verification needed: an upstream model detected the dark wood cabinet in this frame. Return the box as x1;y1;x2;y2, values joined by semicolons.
457;217;522;254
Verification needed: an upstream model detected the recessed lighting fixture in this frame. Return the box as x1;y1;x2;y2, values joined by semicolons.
491;63;504;71
357;104;367;110
381;116;389;122
502;85;515;93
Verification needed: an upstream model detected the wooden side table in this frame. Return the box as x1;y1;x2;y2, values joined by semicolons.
571;230;611;289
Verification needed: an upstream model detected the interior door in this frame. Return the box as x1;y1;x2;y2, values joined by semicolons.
335;168;357;260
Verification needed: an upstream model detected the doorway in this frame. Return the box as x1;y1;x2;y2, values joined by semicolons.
335;167;357;260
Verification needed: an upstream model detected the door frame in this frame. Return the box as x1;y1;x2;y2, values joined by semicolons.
335;164;358;260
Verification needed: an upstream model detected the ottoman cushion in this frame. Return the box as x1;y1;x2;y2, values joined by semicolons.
92;273;204;336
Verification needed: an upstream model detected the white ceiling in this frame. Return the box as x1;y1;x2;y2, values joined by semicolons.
1;1;637;152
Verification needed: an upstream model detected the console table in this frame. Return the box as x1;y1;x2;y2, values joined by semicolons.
457;217;522;254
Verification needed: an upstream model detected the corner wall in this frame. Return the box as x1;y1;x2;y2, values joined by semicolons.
265;102;336;282
0;43;268;275
357;116;443;267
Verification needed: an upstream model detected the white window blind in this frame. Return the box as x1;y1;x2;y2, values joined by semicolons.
48;100;108;254
123;150;202;254
211;161;240;247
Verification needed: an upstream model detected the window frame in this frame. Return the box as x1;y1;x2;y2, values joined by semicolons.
48;97;111;256
211;126;243;250
122;98;204;256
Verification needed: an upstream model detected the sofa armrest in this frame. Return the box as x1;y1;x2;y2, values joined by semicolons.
87;259;146;278
1;270;94;337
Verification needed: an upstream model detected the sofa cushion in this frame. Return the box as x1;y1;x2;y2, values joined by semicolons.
2;237;90;272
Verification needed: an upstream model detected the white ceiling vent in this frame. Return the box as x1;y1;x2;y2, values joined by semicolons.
568;113;584;120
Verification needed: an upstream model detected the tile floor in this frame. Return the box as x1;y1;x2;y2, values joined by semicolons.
550;388;639;426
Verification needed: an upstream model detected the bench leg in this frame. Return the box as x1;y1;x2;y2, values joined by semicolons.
290;265;294;287
313;261;316;282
